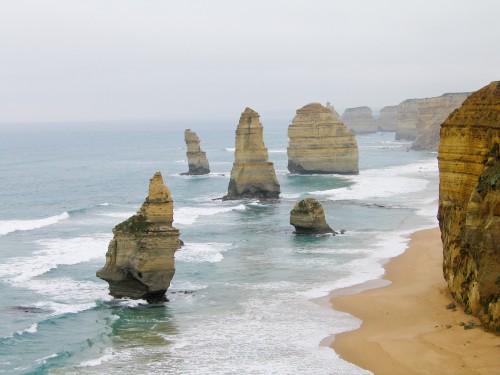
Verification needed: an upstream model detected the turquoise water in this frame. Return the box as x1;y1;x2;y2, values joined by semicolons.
0;123;438;374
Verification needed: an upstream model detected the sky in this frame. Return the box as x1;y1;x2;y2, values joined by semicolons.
0;0;499;125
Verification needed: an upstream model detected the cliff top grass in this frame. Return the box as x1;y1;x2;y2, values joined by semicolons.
114;214;152;234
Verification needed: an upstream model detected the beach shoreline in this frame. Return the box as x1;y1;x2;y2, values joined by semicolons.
329;227;500;375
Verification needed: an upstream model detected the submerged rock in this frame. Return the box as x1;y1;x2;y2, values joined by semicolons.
223;107;280;200
438;81;500;333
96;172;181;303
287;102;359;174
290;198;334;234
182;129;210;175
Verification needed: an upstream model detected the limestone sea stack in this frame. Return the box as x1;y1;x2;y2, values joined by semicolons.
378;105;398;131
223;108;280;200
96;172;181;302
290;198;334;234
287;102;359;174
438;81;500;333
341;106;378;133
182;129;210;175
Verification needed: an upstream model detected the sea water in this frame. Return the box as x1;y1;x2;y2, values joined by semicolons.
0;123;439;374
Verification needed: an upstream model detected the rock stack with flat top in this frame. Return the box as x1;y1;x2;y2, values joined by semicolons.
341;106;378;133
223;107;280;200
290;198;334;234
182;129;210;175
97;172;181;303
438;81;500;333
287;102;359;174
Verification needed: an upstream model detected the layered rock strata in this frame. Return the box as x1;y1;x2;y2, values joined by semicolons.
223;108;280;200
287;102;359;174
412;93;470;150
182;129;210;175
341;106;378;133
438;81;500;333
378;105;398;131
395;93;469;143
97;172;180;302
290;198;334;234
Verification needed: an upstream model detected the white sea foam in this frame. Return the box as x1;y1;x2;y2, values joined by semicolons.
35;353;58;365
98;212;135;219
224;147;235;152
176;243;232;263
77;352;113;367
0;212;69;237
280;193;301;199
99;203;111;206
310;159;437;201
16;323;38;335
174;204;246;225
268;149;287;153
0;234;111;283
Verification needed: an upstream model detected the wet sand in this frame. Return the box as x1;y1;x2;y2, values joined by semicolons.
331;228;500;375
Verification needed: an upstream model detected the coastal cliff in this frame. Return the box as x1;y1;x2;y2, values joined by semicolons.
412;93;470;150
96;172;181;302
182;129;210;175
341;106;378;133
438;81;500;333
395;93;469;143
287;103;359;174
223;107;280;200
378;105;398;131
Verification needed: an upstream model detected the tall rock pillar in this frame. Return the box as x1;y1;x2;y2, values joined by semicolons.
223;107;280;200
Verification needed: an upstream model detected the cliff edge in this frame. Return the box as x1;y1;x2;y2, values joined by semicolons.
438;81;500;333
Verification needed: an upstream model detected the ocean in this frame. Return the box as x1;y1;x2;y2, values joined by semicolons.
0;122;439;374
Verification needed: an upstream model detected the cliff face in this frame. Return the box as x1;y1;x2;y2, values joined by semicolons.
97;172;180;302
288;103;359;174
412;93;470;150
290;198;334;234
182;129;210;175
395;93;469;143
395;99;420;140
378;105;398;131
341;106;378;133
223;108;280;200
438;81;500;333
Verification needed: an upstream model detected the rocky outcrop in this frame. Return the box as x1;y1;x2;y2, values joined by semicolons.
290;198;334;234
97;172;181;302
223;107;280;200
182;129;210;175
378;105;398;131
395;93;469;142
412;93;470;150
325;101;342;121
341;106;378;133
438;81;500;333
287;102;359;174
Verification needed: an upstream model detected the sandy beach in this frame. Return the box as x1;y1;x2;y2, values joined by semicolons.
331;228;500;375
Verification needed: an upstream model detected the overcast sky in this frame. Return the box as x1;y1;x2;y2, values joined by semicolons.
1;0;499;124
